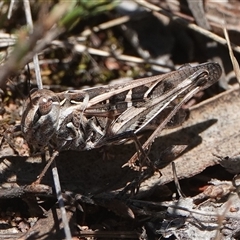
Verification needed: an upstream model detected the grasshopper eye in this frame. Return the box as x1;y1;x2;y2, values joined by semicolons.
38;96;54;115
32;96;58;125
32;96;55;125
196;70;209;86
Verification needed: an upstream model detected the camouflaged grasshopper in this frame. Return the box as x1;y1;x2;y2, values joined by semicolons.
21;62;222;169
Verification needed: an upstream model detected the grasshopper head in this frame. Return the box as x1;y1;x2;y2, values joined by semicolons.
21;89;60;150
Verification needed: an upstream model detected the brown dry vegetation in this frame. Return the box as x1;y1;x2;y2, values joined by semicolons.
0;1;240;239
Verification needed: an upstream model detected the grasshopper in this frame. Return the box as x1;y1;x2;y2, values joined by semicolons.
21;62;222;171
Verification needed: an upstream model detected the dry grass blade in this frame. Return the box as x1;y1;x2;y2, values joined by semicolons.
23;0;42;89
2;1;240;238
0;2;74;89
52;160;72;240
22;2;70;238
80;15;131;37
223;25;240;87
7;0;15;19
172;162;186;198
73;42;171;70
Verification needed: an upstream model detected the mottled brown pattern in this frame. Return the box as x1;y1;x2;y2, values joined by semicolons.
21;62;222;152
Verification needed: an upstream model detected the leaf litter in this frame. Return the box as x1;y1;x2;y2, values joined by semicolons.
0;1;240;239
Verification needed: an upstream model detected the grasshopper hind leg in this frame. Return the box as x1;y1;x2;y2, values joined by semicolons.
95;130;157;172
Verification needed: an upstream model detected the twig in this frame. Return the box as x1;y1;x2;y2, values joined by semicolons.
0;184;52;199
81;15;131;37
172;162;186;198
134;0;240;54
72;42;174;71
130;198;240;220
78;230;139;238
34;150;59;184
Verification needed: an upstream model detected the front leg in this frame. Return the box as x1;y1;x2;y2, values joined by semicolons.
53;109;86;150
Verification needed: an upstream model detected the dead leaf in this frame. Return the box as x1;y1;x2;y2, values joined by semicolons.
138;85;240;196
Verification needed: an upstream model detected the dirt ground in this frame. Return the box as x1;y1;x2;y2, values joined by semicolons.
1;1;240;239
